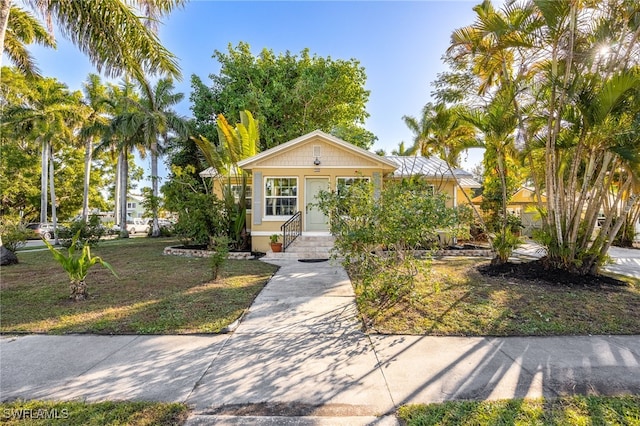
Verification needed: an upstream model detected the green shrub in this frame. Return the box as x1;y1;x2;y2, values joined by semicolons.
163;168;228;248
0;220;32;252
315;177;462;307
209;236;230;280
58;215;105;248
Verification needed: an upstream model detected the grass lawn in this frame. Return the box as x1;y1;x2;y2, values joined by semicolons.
398;395;640;425
0;238;278;334
0;400;188;425
357;257;640;336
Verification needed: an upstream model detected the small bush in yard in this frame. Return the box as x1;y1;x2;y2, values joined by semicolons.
210;236;230;280
0;220;32;252
58;214;105;248
315;177;463;308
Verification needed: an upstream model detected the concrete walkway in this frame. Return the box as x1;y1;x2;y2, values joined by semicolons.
1;259;640;425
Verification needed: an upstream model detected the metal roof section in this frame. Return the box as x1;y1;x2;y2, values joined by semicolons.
384;155;480;187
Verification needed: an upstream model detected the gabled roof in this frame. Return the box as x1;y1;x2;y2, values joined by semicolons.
237;129;398;171
385;155;481;188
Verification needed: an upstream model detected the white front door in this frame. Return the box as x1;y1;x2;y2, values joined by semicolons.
305;178;329;231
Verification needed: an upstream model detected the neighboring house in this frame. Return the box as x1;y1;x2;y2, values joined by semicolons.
126;194;146;219
201;130;480;252
471;186;547;236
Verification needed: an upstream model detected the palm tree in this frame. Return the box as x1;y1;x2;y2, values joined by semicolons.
391;141;411;156
127;76;187;236
78;74;110;221
97;78;145;237
2;76;82;238
0;0;184;79
1;5;54;77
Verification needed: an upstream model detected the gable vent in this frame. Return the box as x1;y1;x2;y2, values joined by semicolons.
313;145;321;158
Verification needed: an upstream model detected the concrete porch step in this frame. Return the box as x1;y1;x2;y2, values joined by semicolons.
262;235;335;260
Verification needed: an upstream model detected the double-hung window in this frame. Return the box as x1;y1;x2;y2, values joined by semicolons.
265;177;297;217
336;177;370;196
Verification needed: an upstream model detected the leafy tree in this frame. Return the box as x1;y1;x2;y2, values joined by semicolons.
162;165;227;247
0;0;183;80
190;42;375;151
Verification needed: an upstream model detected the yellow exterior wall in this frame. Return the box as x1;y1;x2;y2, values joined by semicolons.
249;167;384;252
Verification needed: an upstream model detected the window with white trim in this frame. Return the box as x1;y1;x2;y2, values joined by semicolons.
228;184;252;209
336;177;370;196
265;178;297;216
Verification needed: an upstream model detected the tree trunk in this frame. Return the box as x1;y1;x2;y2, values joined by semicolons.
49;148;59;245
151;140;160;237
0;0;12;69
82;137;93;221
69;280;88;301
119;149;129;238
40;139;49;224
114;152;121;228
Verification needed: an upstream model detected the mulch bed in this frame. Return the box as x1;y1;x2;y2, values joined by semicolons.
478;259;627;287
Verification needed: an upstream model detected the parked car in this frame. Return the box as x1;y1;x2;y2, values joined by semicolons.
126;218;150;234
25;222;56;239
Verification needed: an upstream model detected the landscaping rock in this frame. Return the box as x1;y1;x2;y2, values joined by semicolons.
0;245;19;265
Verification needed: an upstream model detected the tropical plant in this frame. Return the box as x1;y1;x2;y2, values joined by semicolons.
194;110;259;250
162;165;228;248
439;0;640;274
0;0;183;80
78;74;110;221
43;230;118;301
1;5;55;77
490;228;523;265
1;73;84;244
122;76;188;237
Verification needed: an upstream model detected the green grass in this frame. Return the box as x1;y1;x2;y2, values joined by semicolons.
0;400;188;425
356;257;640;336
398;395;640;425
0;238;278;334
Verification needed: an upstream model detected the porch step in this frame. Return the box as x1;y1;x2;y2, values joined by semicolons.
263;235;335;260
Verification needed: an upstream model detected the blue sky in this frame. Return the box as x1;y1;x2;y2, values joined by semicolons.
26;0;485;183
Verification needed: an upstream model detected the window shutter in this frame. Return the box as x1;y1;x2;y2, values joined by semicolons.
373;172;382;200
253;172;262;225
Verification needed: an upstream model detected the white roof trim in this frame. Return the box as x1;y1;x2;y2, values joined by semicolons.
237;129;398;170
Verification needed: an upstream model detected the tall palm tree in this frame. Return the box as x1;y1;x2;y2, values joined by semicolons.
0;0;184;79
1;5;54;77
97;78;144;237
2;76;82;234
78;74;110;221
126;76;187;236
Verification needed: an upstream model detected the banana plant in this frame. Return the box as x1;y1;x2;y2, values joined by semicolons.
43;230;118;301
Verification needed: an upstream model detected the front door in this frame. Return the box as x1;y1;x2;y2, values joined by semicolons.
305;178;329;231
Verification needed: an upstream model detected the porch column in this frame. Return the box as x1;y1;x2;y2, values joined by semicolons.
253;171;262;225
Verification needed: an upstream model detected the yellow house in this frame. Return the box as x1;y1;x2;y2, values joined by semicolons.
471;186;547;235
202;130;480;252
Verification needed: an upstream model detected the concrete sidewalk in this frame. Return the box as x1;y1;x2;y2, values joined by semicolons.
1;259;640;425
